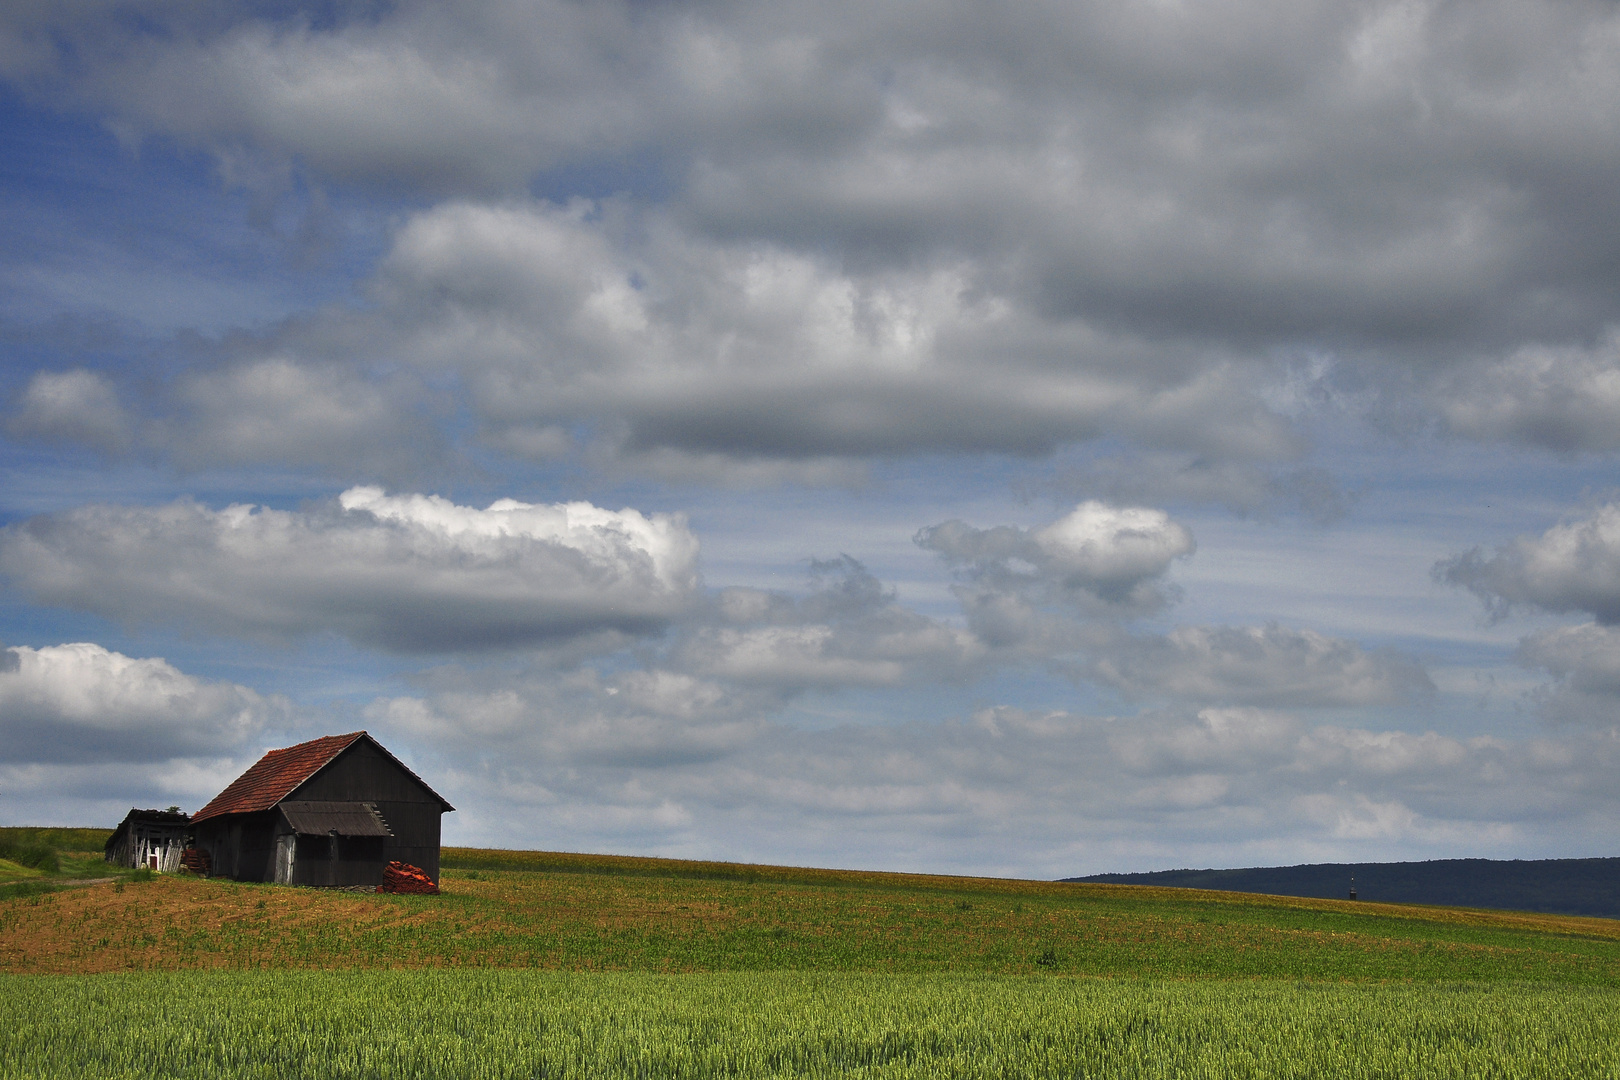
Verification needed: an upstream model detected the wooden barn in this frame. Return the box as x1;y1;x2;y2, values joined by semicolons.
190;731;453;888
104;808;190;871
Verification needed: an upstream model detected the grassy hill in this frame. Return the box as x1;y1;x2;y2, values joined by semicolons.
4;842;1620;1077
0;844;1614;982
0;827;115;897
0;827;112;853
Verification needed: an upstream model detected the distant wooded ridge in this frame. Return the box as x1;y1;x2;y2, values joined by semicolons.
1065;858;1620;919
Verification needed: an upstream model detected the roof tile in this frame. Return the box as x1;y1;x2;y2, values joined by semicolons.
192;732;367;823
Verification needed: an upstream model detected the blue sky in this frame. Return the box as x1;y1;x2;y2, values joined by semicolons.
2;0;1619;877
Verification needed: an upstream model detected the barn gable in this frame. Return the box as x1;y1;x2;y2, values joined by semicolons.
191;732;453;887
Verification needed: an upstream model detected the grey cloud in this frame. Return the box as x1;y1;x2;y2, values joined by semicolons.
1101;707;1303;779
15;2;1620;472
366;200;1302;474
6;369;133;454
1436;503;1620;623
918;501;1195;616
4;356;447;485
1437;504;1620;723
1516;623;1620;724
0;487;701;653
1434;332;1620;452
944;588;1086;654
1052;455;1357;524
14;198;1302;483
675;1;1620;352
164;358;446;481
672;556;985;689
368;667;771;770
1089;624;1435;708
1519;624;1620;695
0;642;288;763
0;759;250;825
21;0;1617;351
600;448;870;489
0;2;651;193
395;692;1620;874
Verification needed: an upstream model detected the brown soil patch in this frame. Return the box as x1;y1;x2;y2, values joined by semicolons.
0;876;432;974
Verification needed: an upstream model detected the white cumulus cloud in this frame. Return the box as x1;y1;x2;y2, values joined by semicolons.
0;487;701;652
1437;502;1620;623
0;642;285;763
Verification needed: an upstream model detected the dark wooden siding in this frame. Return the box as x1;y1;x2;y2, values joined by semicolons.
193;811;279;883
286;740;445;881
287;830;387;888
292;740;433;803
376;800;444;881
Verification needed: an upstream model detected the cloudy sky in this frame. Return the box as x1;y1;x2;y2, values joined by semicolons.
2;0;1619;878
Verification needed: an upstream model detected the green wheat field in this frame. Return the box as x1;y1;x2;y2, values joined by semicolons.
2;831;1618;1078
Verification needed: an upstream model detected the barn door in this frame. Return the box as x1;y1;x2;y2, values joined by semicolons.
274;834;296;885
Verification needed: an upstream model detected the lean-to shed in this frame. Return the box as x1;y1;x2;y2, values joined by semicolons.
105;808;190;871
190;731;453;888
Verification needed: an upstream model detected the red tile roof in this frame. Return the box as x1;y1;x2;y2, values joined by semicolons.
192;732;367;823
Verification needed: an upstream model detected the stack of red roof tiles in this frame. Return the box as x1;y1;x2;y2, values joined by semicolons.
380;861;440;895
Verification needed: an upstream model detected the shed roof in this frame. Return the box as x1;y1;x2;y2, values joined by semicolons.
279;801;393;837
192;732;453;823
117;808;191;826
104;807;191;851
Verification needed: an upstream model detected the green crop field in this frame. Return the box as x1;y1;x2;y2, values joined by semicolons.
3;970;1618;1079
2;832;1619;1077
